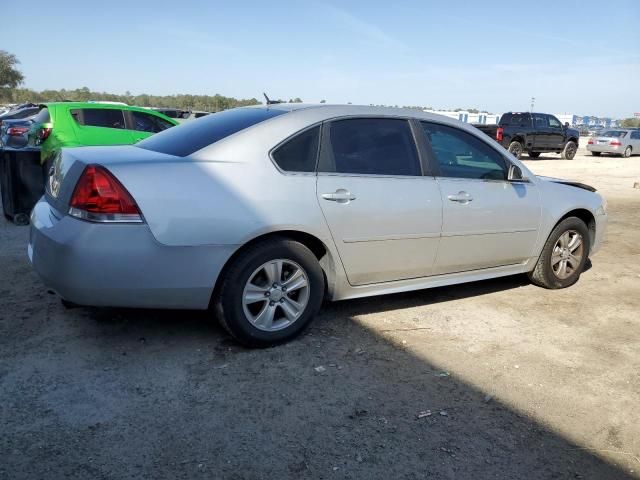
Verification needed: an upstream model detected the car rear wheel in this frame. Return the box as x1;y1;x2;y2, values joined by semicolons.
508;141;523;159
591;151;601;156
214;238;325;347
528;152;540;158
528;217;590;289
623;146;632;158
561;141;577;160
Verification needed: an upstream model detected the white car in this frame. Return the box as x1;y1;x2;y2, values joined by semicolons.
29;104;608;346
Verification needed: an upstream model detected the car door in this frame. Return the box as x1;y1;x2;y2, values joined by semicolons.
70;108;136;146
532;113;551;149
316;117;442;286
630;130;640;154
547;115;566;148
420;121;541;274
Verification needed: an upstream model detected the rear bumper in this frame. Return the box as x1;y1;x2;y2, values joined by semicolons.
28;198;236;309
586;144;623;154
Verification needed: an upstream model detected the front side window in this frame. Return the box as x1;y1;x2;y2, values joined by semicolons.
548;116;562;128
272;126;319;172
132;111;174;133
421;122;507;180
322;118;420;176
74;108;125;129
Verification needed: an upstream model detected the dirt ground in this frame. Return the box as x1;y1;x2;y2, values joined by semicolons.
1;146;639;479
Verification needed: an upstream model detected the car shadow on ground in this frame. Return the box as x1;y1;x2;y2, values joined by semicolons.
2;272;633;479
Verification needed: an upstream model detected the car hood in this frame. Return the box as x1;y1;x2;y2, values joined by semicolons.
537;175;597;192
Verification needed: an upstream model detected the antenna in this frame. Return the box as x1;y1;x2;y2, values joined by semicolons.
263;92;283;105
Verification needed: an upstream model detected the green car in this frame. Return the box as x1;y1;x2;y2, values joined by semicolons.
27;102;179;164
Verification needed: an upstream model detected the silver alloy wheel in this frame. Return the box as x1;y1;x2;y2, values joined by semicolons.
551;230;584;280
564;142;577;159
242;259;310;332
624;146;631;158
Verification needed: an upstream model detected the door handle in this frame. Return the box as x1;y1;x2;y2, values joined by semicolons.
321;189;356;203
447;191;473;203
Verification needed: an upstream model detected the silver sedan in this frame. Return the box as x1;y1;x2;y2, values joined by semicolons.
587;128;640;157
29;104;608;346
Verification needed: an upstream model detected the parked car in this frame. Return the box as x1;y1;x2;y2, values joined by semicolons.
0;118;33;149
29;105;608;347
26;102;179;165
587;129;640;157
473;112;580;159
0;105;40;124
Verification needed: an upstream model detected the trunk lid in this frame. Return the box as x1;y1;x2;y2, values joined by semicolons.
45;145;178;216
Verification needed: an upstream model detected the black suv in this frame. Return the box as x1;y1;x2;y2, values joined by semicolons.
474;112;580;159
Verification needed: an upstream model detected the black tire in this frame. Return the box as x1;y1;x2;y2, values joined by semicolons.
13;213;30;226
591;152;601;157
528;152;541;158
623;146;632;158
508;141;524;159
528;217;590;289
214;238;325;347
561;141;577;160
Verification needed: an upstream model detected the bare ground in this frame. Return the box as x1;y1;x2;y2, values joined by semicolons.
1;147;639;479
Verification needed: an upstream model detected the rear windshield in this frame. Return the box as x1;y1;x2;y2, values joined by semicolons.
600;130;627;138
136;107;287;157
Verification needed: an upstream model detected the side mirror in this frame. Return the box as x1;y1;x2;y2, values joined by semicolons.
508;164;529;182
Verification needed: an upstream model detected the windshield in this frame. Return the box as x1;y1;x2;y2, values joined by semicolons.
136;107;287;157
600;130;627;138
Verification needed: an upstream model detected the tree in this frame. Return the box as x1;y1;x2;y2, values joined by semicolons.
320;99;326;104
0;50;25;98
619;118;640;128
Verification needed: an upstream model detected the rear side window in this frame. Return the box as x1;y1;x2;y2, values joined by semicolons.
73;108;125;129
272;126;320;172
132;111;174;133
137;107;287;157
321;118;420;176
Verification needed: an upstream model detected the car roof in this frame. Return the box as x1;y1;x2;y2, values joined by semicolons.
240;103;478;125
39;102;180;124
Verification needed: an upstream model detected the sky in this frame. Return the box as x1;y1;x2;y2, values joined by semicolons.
3;0;639;118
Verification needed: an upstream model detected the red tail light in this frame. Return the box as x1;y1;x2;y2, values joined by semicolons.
37;127;52;143
496;127;504;142
69;165;143;223
7;126;29;136
587;139;594;144
609;140;622;146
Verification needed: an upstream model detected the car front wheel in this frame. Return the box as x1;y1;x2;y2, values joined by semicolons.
214;238;325;347
561;141;577;159
528;217;590;289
